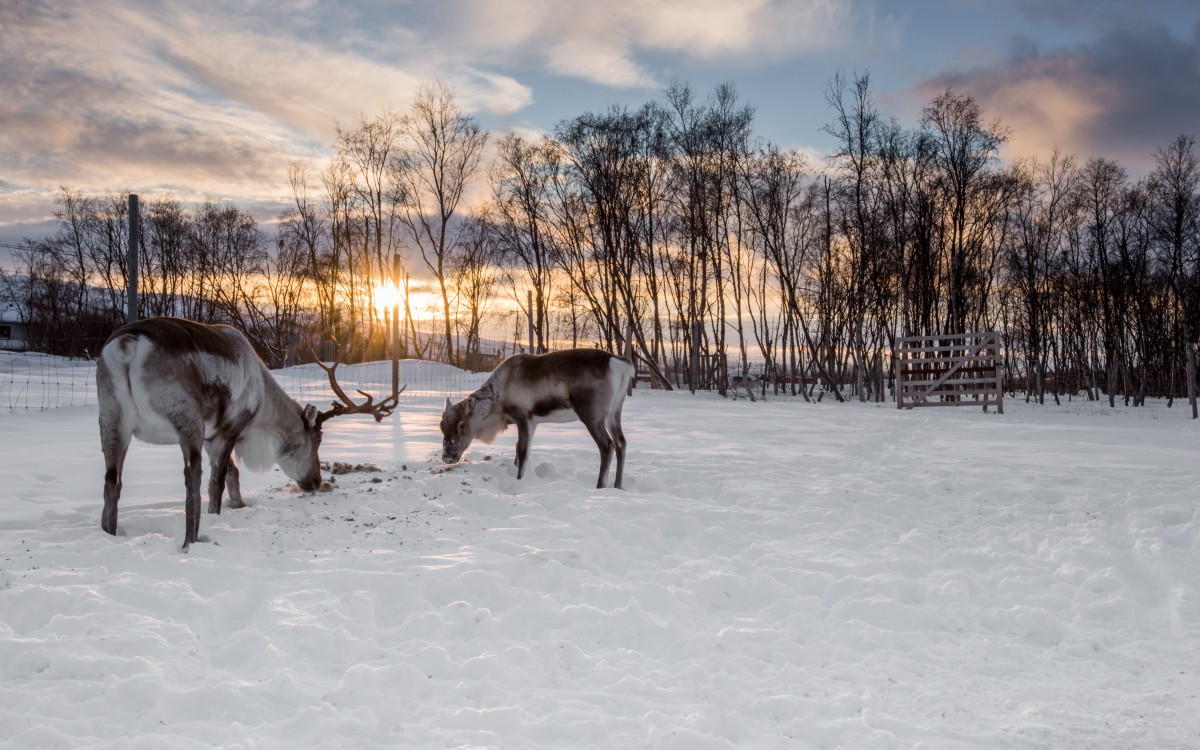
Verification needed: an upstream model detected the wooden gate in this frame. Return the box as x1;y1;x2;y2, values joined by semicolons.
895;331;1004;413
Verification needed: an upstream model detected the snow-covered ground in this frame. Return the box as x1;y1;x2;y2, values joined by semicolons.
1;361;1198;749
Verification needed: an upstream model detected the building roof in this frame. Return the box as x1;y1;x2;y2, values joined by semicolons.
0;301;26;324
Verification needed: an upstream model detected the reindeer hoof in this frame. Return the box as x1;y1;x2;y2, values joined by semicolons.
180;534;213;553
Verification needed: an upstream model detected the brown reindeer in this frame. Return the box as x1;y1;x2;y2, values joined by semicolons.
97;317;399;549
440;349;634;489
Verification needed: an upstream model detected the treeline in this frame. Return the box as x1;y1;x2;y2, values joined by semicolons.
3;191;314;364
3;75;1198;413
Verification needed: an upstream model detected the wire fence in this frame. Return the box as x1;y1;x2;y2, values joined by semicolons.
0;316;543;413
5;335;1198;420
0;350;491;413
0;316;635;413
275;360;487;409
1;351;100;411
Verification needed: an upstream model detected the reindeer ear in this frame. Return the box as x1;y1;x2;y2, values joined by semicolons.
302;403;319;429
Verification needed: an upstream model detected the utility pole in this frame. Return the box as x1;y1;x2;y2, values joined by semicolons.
126;194;139;323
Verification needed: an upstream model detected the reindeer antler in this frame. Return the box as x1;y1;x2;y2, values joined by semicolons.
312;352;404;425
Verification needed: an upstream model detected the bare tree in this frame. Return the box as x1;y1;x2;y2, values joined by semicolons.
140;196;189;318
1005;150;1079;403
738;145;819;395
921;89;1009;333
450;215;501;367
1149;135;1200;417
335;110;409;355
1080;158;1129;406
321;156;371;350
395;81;489;365
281;162;337;334
489;133;560;351
824;71;888;400
245;237;317;367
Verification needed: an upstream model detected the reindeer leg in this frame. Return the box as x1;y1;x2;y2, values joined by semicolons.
168;414;205;551
180;439;203;551
582;417;614;489
99;408;130;536
206;438;236;514
609;408;627;490
225;459;244;509
515;416;533;480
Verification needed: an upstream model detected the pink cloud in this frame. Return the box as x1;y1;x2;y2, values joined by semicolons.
911;22;1200;171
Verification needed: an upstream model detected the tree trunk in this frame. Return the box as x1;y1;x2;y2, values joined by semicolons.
1186;324;1198;419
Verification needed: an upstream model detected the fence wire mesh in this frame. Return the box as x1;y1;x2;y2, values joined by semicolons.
0;351;491;413
4;332;1195;418
1;351;99;411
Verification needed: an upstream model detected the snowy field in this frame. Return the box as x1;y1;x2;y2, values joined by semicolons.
1;361;1198;749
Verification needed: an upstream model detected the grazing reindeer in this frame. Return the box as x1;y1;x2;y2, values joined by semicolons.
440;349;634;489
97;317;399;549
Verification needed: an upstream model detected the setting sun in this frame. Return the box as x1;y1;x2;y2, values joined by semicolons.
373;282;403;314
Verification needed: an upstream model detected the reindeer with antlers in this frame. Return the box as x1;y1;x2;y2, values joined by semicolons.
97;317;400;549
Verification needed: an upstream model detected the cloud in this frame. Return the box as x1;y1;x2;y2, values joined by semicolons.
1015;0;1196;26
437;0;858;88
0;0;865;230
0;0;532;225
913;20;1200;170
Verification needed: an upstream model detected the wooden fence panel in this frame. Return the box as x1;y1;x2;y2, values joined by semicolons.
895;331;1004;413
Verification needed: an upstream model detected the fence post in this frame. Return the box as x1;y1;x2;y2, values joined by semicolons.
391;253;400;397
994;332;1005;415
624;320;635;395
402;272;412;358
690;321;701;393
879;352;887;403
127;194;139;323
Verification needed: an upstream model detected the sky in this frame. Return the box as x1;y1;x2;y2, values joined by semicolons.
1;0;1198;246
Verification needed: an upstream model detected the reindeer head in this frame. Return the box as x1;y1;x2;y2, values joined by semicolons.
440;397;474;464
440;388;504;465
277;403;325;492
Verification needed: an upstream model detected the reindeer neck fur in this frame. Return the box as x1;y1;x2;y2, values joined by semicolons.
235;360;306;471
465;379;509;444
